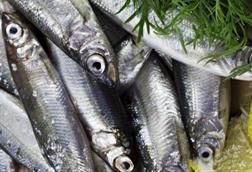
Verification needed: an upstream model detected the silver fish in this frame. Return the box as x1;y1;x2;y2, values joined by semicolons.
115;37;151;92
7;0;118;87
0;149;16;172
123;53;189;171
173;61;230;163
0;89;53;171
90;0;252;81
47;40;134;172
0;0;16;95
91;152;113;172
2;13;94;172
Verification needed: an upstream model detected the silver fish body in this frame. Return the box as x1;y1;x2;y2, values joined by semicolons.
47;40;134;172
0;89;53;171
0;149;16;172
90;0;252;81
115;37;151;92
173;61;230;163
2;13;94;172
0;0;16;95
123;53;189;171
91;152;113;172
7;0;118;87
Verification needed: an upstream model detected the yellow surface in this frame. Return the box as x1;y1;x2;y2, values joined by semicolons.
214;115;252;172
189;160;201;172
248;100;252;142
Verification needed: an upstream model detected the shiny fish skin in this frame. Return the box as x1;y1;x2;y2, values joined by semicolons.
0;89;53;171
115;37;151;92
2;13;94;172
7;0;118;87
47;40;134;172
0;149;16;172
90;0;252;81
91;152;113;172
123;53;189;172
0;0;16;95
173;61;230;163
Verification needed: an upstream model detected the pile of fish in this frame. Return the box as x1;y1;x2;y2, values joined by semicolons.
0;0;251;171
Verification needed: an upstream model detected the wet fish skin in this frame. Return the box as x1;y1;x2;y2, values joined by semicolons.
47;40;134;172
115;37;152;92
123;52;189;171
0;0;17;95
0;89;53;172
91;152;113;172
173;61;230;162
2;13;94;172
0;149;16;172
7;0;118;87
90;0;252;81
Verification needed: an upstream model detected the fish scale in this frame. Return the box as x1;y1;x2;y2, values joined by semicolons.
173;60;230;163
2;12;94;172
90;0;252;81
47;40;134;172
123;52;189;171
0;149;16;172
8;0;118;86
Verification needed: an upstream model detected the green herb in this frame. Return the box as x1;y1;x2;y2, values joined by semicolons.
118;0;252;78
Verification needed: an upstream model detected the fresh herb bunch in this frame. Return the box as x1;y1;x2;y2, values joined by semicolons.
119;0;252;78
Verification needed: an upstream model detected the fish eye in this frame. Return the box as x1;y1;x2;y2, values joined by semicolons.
198;146;213;162
87;54;106;75
6;23;23;40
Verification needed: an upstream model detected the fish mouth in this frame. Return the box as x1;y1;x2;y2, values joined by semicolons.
114;155;134;172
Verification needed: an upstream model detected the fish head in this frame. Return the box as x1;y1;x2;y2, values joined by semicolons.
85;52;118;88
2;12;41;62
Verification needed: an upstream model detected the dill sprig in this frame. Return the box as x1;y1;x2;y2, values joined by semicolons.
118;0;252;78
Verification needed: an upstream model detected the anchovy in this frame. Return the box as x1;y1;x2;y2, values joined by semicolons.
2;12;94;172
173;61;230;163
91;152;113;172
0;0;16;95
47;40;134;172
0;149;16;172
115;36;151;92
0;89;53;171
90;0;252;81
7;0;118;87
123;52;189;171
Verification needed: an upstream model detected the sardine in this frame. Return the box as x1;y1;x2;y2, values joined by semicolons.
115;37;151;92
123;52;189;171
47;40;134;172
0;89;53;171
91;152;113;172
7;0;118;87
90;0;252;81
2;12;94;172
0;0;16;95
173;61;230;164
0;149;16;172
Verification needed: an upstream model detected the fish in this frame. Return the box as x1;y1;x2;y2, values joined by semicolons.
47;40;134;172
173;61;230;164
89;8;151;91
115;36;151;92
2;12;94;172
0;89;53;171
122;52;190;171
91;152;113;172
0;0;17;95
7;0;118;87
90;0;252;81
0;148;16;172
